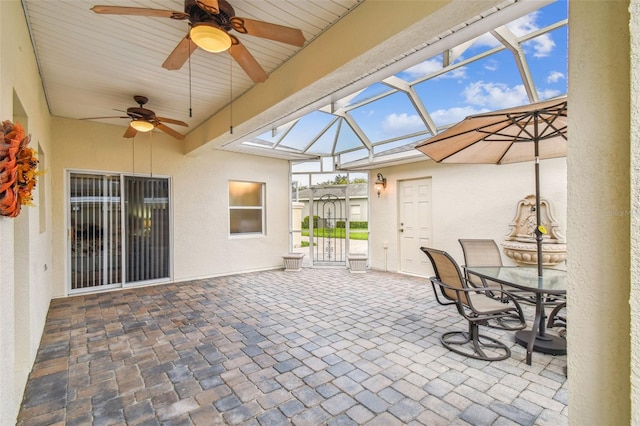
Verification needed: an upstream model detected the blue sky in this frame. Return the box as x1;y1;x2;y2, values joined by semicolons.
259;0;568;165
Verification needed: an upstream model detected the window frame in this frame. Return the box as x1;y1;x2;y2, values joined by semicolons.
228;180;266;236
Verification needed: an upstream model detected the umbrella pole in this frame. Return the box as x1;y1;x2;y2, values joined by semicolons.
534;115;543;279
534;123;547;341
535;155;543;278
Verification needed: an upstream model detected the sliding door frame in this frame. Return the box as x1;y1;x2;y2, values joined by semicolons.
66;169;173;295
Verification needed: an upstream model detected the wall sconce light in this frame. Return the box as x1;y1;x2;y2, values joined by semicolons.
374;173;387;198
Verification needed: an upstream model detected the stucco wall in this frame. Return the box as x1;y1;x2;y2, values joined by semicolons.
568;1;631;424
51;117;291;297
0;0;54;422
368;158;567;275
632;0;640;421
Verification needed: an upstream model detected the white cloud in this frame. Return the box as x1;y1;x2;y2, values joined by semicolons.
382;113;424;133
469;12;542;49
524;34;556;58
404;58;468;80
547;71;565;83
463;81;529;108
404;59;442;79
435;67;467;80
484;59;498;72
471;11;556;58
509;12;556;57
431;106;487;127
471;33;501;49
429;81;554;127
507;12;540;37
539;88;563;99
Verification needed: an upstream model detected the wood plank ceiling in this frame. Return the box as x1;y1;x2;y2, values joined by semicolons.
22;0;362;140
22;0;551;164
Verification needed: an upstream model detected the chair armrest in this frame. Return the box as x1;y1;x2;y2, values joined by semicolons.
432;278;526;327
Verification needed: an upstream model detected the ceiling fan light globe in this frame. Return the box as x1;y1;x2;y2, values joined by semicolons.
190;23;232;53
130;119;154;132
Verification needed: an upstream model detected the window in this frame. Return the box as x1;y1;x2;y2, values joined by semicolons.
229;181;265;235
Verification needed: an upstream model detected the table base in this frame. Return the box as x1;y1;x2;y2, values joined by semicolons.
515;330;567;355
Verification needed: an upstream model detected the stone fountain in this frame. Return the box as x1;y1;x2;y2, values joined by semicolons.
502;195;567;266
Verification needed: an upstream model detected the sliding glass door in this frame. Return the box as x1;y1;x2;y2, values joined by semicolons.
124;176;170;284
68;172;171;293
69;173;122;291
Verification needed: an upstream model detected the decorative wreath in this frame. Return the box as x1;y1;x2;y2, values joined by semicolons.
0;120;39;218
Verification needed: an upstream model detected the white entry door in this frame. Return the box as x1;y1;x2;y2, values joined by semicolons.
399;178;433;275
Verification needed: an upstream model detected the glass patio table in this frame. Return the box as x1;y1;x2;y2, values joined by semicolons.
465;266;566;365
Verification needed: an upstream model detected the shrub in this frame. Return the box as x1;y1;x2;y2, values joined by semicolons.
336;221;368;229
302;215;320;229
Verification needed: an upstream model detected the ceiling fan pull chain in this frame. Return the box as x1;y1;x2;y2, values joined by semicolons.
149;131;153;178
189;41;193;118
132;136;135;177
230;54;233;134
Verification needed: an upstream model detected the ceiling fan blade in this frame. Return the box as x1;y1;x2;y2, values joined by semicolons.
123;126;137;138
80;116;129;120
91;5;188;20
229;37;268;83
195;0;220;14
156;117;189;127
230;17;305;47
162;35;198;70
156;123;185;140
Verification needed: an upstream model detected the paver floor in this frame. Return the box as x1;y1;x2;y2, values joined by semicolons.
17;267;567;425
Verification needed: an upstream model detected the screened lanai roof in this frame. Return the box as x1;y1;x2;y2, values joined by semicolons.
235;0;568;171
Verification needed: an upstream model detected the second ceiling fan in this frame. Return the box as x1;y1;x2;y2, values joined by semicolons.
82;95;188;140
92;0;306;83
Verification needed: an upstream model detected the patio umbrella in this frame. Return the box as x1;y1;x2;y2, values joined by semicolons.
415;96;567;278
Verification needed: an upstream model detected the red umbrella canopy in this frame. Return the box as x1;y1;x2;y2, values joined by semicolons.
415;96;567;164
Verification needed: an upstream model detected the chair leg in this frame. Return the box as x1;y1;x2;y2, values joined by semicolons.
441;322;511;361
547;302;567;329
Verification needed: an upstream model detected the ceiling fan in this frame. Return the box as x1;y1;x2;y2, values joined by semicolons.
82;95;188;140
91;0;306;83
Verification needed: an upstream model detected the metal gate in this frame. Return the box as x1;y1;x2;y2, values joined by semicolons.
310;189;348;265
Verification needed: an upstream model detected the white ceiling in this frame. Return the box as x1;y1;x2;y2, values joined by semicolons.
22;0;361;136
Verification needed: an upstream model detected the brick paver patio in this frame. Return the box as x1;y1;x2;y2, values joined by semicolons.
17;267;567;425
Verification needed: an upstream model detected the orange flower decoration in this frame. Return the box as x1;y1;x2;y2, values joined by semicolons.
0;120;39;217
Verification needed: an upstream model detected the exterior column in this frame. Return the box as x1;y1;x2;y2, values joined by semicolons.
568;1;632;424
292;201;303;248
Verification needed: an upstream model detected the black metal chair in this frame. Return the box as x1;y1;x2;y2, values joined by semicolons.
420;247;526;361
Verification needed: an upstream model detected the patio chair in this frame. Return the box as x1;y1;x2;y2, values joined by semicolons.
458;239;504;293
420;246;526;361
459;238;540;305
547;301;567;338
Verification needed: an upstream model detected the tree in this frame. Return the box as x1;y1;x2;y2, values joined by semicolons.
333;174;348;184
315;174;366;185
